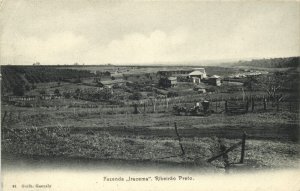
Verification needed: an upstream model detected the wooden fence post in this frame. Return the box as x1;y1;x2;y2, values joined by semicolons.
251;98;255;112
153;99;156;113
263;97;267;111
1;111;7;127
174;122;185;156
133;104;138;114
240;132;246;163
166;98;169;111
1;111;7;139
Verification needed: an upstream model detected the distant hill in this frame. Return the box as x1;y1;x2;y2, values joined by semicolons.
234;57;299;68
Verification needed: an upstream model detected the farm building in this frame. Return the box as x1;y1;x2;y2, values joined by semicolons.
208;75;222;86
189;70;207;80
188;68;207;84
191;76;201;84
98;79;127;88
193;68;207;78
157;69;193;78
159;77;177;88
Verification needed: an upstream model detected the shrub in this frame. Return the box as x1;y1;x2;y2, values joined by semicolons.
54;89;60;95
63;92;71;99
167;91;178;98
129;92;143;100
39;89;46;95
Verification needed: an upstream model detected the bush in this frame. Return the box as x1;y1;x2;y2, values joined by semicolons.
129;92;143;100
54;89;60;95
63;92;71;99
74;77;82;83
39;89;46;95
206;87;217;93
167;91;178;98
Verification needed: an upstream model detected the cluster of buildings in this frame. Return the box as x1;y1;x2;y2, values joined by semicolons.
93;67;222;94
6;67;222;103
158;68;221;90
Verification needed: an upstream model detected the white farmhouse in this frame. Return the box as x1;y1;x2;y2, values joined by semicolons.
189;68;207;84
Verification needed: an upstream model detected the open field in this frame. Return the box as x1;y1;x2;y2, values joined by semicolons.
2;101;299;170
1;59;299;171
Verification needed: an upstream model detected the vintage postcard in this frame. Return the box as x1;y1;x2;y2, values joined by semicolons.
1;0;299;190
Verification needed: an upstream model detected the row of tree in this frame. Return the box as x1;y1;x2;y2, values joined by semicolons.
243;70;299;104
237;57;299;68
1;66;95;95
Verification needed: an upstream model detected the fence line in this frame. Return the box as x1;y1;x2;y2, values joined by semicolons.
4;94;299;116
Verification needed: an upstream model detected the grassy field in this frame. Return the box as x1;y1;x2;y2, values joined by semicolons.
2;123;299;170
2;101;299;170
1;64;299;171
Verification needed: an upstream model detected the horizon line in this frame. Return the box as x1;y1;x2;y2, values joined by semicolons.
1;56;299;66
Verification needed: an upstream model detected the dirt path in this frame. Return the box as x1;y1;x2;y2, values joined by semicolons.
70;123;299;141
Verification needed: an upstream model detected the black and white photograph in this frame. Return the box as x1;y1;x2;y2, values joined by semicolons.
1;1;300;190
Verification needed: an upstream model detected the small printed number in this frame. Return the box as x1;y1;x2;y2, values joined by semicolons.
12;185;17;188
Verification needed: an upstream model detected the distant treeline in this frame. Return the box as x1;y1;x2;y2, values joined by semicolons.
236;57;299;68
1;66;95;94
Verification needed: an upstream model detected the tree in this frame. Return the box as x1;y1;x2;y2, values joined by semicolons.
54;89;60;95
129;92;143;100
25;84;31;91
102;88;113;100
104;71;111;76
75;88;81;99
92;88;112;101
256;72;285;101
31;83;36;90
63;92;71;99
246;72;286;106
244;76;259;93
39;89;46;95
13;85;25;96
74;76;81;83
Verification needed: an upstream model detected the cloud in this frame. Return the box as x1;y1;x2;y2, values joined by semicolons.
0;1;299;65
95;29;189;63
1;29;189;64
1;31;89;64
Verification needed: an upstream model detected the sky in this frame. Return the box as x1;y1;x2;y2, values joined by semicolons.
0;0;299;65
